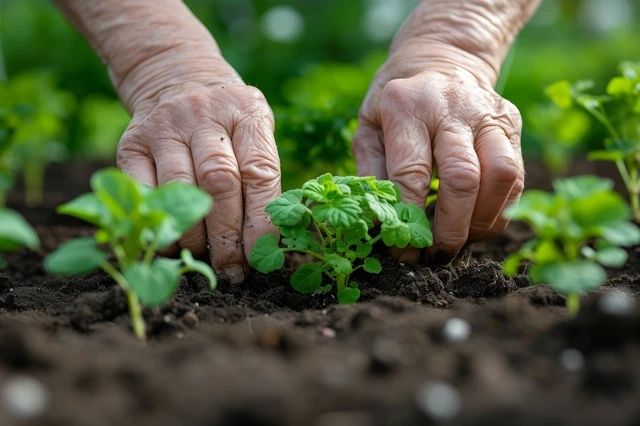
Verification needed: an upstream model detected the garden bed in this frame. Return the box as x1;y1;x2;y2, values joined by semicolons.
0;161;639;426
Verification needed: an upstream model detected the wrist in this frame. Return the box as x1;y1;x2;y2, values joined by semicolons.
387;0;540;86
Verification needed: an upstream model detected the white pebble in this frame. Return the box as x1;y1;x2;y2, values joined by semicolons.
599;291;635;316
321;327;336;338
559;348;584;372
416;381;462;420
163;314;172;323
2;376;49;420
442;318;472;342
407;271;416;278
194;302;200;308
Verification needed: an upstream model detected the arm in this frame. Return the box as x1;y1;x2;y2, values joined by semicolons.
355;0;541;259
55;0;281;283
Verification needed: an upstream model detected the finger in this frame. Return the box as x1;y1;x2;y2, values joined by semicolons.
467;128;521;242
150;137;207;255
381;113;432;262
432;126;480;254
117;128;157;187
191;127;246;283
230;97;281;260
353;119;387;179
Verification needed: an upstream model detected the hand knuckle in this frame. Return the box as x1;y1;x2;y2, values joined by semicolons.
440;158;481;195
199;162;242;199
380;79;413;111
487;155;520;185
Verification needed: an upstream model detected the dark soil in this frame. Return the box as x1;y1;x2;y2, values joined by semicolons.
0;160;639;426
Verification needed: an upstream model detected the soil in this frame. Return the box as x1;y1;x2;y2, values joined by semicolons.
1;160;639;426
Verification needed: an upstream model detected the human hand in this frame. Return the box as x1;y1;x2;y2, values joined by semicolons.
118;58;280;284
354;47;523;259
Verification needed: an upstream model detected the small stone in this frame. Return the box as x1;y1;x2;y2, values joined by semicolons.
407;271;416;278
177;332;185;339
2;376;49;420
321;327;336;338
416;381;462;420
9;288;13;292
559;348;585;372
599;291;635;316
181;311;199;328
442;318;471;342
194;302;200;308
163;314;173;324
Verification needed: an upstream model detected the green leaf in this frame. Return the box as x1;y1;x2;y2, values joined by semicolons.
355;242;372;258
396;203;432;248
312;197;362;228
553;175;613;199
302;179;326;201
249;233;285;273
290;262;324;294
146;181;213;233
600;221;640;246
364;193;397;223
281;226;316;250
45;237;106;275
588;150;625;162
381;221;411;248
337;286;361;304
570;191;630;227
125;258;181;307
606;76;633;95
502;253;523;276
0;208;39;251
531;240;562;264
363;257;382;274
265;191;307;226
90;168;142;217
529;261;606;294
325;254;352;275
180;249;216;289
594;247;628;268
57;193;106;226
545;80;573;108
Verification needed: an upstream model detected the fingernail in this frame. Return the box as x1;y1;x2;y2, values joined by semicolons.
222;264;245;284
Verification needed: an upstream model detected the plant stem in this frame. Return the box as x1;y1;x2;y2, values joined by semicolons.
126;290;146;341
336;274;346;292
24;161;43;207
101;262;146;340
566;293;581;317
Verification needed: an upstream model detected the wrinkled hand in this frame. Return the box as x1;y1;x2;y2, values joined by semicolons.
354;47;524;259
118;68;280;283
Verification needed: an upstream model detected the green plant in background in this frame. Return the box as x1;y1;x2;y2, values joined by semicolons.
250;173;432;303
547;61;640;221
526;103;591;175
45;168;216;340
275;54;384;188
503;175;640;315
0;72;74;205
0;208;39;269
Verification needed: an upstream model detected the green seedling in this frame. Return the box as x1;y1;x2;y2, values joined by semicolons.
250;173;433;303
503;175;640;315
0;72;74;206
0;208;39;269
547;61;640;220
45;168;216;340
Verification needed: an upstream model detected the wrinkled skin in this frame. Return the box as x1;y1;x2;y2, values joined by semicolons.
355;49;524;260
119;81;281;283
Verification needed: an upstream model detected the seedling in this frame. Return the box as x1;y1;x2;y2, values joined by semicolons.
45;168;216;340
503;175;640;315
0;208;39;269
250;173;433;303
547;61;640;220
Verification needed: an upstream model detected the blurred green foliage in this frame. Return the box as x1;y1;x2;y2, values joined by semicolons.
1;0;639;188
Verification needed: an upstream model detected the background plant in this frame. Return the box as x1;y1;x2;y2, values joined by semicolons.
45;168;216;340
503;175;640;315
250;173;432;303
546;61;640;220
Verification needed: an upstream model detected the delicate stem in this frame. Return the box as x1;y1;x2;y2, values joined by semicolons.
101;262;146;340
336;274;347;292
615;160;633;192
282;248;327;263
566;293;581;317
24;161;44;207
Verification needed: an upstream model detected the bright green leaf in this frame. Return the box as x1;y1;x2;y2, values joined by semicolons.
125;258;181;307
57;193;105;226
180;249;216;289
290;262;324;294
146;182;213;232
545;80;573;108
265;191;307;227
396;203;432;248
381;221;411;248
325;254;352;275
0;208;39;251
530;261;606;294
594;247;628;267
45;237;106;275
312;197;362;228
90;168;142;217
249;233;285;273
601;221;640;246
337;286;361;304
363;257;382;274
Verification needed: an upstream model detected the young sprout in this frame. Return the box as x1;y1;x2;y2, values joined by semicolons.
45;168;216;340
250;173;433;303
503;175;640;315
547;61;640;221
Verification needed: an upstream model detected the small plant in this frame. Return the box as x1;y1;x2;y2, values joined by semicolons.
0;72;74;205
250;173;433;303
547;61;640;220
45;168;216;340
0;208;39;269
503;175;640;315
